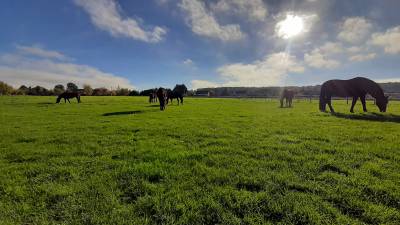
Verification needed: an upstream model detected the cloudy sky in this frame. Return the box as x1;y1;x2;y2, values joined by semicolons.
1;0;400;90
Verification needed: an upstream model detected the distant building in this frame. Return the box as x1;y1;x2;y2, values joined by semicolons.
194;90;211;97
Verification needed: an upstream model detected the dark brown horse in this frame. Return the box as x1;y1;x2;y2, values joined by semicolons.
156;88;167;111
280;89;295;108
319;77;388;113
56;92;81;103
167;84;188;105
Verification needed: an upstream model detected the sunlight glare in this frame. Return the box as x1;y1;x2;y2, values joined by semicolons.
276;14;305;39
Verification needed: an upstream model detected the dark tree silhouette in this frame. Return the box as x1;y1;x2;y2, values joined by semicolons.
54;84;65;95
67;82;78;92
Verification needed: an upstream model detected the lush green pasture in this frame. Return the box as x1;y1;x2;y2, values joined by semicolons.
0;96;399;225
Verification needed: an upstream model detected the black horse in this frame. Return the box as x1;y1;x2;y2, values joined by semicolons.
280;89;295;108
167;84;188;105
319;77;388;113
56;92;81;103
156;88;167;111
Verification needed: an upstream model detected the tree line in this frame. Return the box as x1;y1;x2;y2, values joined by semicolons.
196;82;400;98
0;81;140;96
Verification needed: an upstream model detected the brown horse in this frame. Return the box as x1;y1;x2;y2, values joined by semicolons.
319;77;388;113
156;88;167;111
280;89;295;108
56;92;81;103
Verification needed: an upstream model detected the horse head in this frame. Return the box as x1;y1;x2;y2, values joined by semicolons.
56;95;62;103
376;95;389;112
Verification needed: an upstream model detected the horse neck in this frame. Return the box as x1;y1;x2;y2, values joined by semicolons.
367;82;385;99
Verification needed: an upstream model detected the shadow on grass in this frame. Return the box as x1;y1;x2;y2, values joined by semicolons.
38;102;55;105
146;105;160;108
332;112;400;123
102;110;144;116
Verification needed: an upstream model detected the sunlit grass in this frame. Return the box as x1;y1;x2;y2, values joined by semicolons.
0;96;399;224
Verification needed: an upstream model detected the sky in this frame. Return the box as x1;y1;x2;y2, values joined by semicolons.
0;0;400;90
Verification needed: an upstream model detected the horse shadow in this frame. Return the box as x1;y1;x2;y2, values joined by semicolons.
332;112;400;123
102;110;144;116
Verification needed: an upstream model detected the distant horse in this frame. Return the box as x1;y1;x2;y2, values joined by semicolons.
319;77;388;113
149;89;158;103
56;92;81;103
156;88;167;111
167;84;188;105
280;89;295;108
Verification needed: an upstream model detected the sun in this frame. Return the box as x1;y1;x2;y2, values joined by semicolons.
276;14;305;39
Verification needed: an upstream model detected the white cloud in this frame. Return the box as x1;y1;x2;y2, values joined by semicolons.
74;0;167;43
318;42;344;54
304;50;340;69
179;0;244;41
191;80;219;89
217;52;304;86
183;58;194;66
16;45;71;61
0;46;135;89
304;42;343;69
211;0;267;22
349;53;376;62
338;17;373;44
371;26;400;54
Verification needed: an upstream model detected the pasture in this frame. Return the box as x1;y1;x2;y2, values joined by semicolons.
0;96;399;224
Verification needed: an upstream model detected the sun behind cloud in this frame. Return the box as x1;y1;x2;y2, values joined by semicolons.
276;14;305;39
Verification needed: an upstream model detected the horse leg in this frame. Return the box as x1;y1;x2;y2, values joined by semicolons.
181;97;183;105
350;97;358;113
280;98;283;108
360;95;367;112
327;97;335;113
67;98;71;104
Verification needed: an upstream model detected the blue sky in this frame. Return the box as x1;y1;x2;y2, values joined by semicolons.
0;0;400;90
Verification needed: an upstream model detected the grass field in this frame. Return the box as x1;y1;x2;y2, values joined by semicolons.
0;96;399;225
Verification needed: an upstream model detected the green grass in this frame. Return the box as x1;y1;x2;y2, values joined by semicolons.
0;96;399;225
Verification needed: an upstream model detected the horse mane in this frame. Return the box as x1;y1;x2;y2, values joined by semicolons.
361;77;385;99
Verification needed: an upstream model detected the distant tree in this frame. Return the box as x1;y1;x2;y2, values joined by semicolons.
83;84;93;96
110;90;117;96
186;90;195;96
129;90;140;96
30;86;50;96
16;85;29;95
116;88;130;96
54;84;65;95
92;87;110;96
0;81;15;95
67;82;78;92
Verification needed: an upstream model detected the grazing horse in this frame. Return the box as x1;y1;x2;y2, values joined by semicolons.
156;88;167;111
319;77;388;113
149;89;158;103
56;92;81;103
167;84;188;105
280;89;295;108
